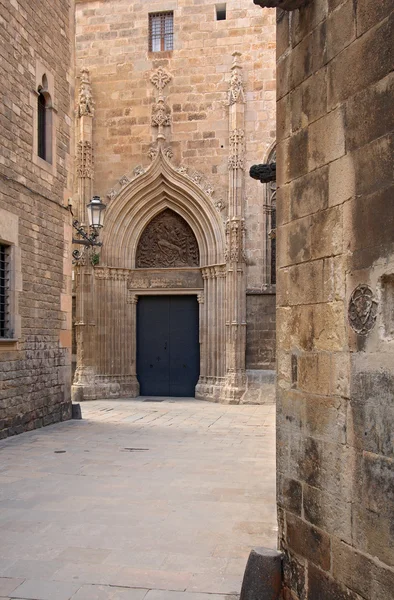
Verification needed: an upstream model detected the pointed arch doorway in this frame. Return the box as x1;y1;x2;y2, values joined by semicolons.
72;150;244;403
135;208;200;397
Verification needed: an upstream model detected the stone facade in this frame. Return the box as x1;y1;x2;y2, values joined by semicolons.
0;0;74;438
73;0;276;403
273;0;394;598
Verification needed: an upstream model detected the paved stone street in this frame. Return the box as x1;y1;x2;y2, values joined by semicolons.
0;399;276;600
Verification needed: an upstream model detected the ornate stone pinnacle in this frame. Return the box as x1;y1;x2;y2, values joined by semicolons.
77;67;94;118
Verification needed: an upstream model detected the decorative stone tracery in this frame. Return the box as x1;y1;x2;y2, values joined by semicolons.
150;67;173;142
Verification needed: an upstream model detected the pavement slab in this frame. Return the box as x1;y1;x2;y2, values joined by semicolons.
0;398;276;600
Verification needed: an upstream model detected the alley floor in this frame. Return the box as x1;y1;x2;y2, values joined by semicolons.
0;398;277;600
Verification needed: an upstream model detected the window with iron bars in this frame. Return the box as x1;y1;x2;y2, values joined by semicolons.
0;243;11;338
149;12;174;52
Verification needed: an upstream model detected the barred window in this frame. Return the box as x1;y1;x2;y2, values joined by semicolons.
149;12;174;52
0;244;11;338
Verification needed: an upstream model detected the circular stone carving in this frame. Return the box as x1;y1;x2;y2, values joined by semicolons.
348;284;378;335
136;209;199;268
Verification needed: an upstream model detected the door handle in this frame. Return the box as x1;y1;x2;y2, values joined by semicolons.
164;342;167;350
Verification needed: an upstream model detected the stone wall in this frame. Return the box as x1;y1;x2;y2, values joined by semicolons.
246;292;276;369
275;0;394;598
0;0;74;438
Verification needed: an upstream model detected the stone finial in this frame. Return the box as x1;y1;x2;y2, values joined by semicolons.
253;0;310;10
77;67;94;118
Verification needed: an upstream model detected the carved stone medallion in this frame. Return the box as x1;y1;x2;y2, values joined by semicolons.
136;209;199;268
348;284;378;335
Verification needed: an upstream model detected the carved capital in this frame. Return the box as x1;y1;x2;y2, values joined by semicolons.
127;291;139;305
197;292;204;304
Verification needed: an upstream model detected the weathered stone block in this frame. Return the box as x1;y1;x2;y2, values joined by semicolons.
356;0;393;37
326;0;356;61
290;165;328;220
350;369;394;457
308;564;360;600
303;484;352;542
328;15;394;108
308;108;345;171
286;513;331;571
345;73;394;152
290;67;328;132
310;205;343;260
298;353;331;395
290;21;327;90
278;477;302;516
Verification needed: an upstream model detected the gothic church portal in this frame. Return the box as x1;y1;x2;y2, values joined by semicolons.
72;1;276;403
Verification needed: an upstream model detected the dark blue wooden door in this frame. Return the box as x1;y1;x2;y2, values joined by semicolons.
137;295;200;397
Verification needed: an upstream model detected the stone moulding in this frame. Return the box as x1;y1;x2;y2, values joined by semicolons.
105;148;221;215
253;0;310;9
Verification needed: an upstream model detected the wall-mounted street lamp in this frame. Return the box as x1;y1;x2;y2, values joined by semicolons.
72;195;106;264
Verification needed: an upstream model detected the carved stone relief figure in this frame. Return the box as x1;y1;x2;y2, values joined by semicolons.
77;67;95;118
136;209;199;268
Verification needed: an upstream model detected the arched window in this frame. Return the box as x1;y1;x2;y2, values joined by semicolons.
37;75;52;163
264;146;276;286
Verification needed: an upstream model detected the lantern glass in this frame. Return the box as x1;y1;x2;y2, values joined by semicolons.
87;196;106;229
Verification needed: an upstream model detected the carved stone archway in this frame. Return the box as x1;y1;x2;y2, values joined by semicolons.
73;149;230;402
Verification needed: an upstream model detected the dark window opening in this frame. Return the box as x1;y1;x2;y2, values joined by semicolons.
216;3;226;20
37;92;46;160
0;244;11;338
270;205;276;285
149;12;174;52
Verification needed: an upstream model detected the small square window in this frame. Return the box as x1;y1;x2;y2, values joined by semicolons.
149;12;174;52
216;3;226;20
0;243;11;338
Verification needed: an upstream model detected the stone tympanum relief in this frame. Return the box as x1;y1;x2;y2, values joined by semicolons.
136;209;199;269
348;284;378;335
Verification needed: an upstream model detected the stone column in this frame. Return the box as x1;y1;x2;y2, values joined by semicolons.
222;52;247;403
72;68;96;401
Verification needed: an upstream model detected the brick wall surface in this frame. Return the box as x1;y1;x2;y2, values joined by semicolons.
0;0;74;438
275;1;394;598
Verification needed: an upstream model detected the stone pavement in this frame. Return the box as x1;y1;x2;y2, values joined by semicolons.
0;398;277;600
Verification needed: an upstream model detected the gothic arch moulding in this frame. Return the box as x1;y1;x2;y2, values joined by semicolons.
102;148;226;268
